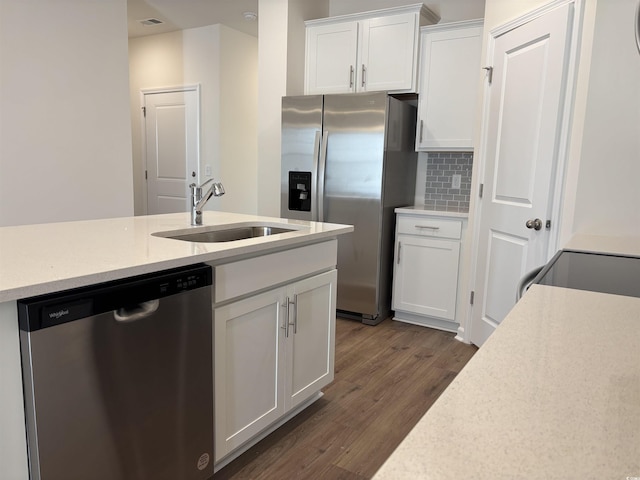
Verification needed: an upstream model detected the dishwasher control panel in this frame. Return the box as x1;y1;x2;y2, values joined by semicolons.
18;264;212;331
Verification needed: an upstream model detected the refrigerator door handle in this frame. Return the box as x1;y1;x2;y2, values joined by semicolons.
311;129;321;221
318;130;329;222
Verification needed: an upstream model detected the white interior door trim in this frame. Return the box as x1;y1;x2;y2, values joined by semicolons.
458;0;586;343
139;84;201;216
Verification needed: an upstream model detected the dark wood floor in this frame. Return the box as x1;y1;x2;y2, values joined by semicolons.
215;316;477;479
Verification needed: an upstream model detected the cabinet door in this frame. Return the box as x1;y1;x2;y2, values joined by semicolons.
285;269;337;410
416;23;483;150
359;13;418;92
214;288;286;462
393;235;460;320
305;22;358;94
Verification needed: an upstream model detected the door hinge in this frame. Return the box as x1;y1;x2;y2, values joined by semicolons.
470;291;475;305
479;183;484;198
482;66;493;85
142;106;146;117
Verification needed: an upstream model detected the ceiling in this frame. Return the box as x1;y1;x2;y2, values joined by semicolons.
127;0;486;39
127;0;260;38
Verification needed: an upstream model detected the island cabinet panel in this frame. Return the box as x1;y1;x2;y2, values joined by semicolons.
415;20;483;151
0;301;29;479
213;242;337;465
286;270;336;410
304;5;438;95
214;239;336;302
214;288;286;462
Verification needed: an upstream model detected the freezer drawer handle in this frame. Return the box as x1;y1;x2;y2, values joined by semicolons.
415;225;440;230
113;299;160;323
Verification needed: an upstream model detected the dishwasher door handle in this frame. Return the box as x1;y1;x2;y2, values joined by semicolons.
113;299;160;323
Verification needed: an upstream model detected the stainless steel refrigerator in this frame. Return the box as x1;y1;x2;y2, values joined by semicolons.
281;92;417;325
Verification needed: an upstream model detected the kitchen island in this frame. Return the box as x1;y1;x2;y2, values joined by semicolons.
374;235;640;479
0;211;352;478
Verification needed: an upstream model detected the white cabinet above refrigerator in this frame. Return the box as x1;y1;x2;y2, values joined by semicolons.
304;4;439;95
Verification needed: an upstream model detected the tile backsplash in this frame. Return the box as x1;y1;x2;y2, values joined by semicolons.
422;152;473;212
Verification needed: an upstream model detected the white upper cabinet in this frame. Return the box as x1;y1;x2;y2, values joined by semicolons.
416;20;483;151
358;13;417;92
305;21;359;94
305;4;439;95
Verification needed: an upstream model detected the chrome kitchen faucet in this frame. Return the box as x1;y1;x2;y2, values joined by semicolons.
190;178;225;225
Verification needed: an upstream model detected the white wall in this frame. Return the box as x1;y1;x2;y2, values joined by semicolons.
0;0;133;227
287;0;330;96
256;0;330;217
329;0;485;21
129;30;190;215
219;27;259;214
128;25;258;215
569;0;640;236
257;0;289;216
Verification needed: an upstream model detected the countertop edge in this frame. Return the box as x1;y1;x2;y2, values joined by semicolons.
372;284;640;478
0;213;353;303
394;207;469;219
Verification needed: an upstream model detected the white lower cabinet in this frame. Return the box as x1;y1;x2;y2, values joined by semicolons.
393;235;460;320
214;269;336;463
392;212;466;332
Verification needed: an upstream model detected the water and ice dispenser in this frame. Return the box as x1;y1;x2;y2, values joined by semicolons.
288;171;311;212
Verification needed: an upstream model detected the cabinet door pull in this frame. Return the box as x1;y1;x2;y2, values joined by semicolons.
349;65;354;89
291;294;298;334
415;225;440;230
419;120;424;143
281;298;290;337
397;242;402;264
361;64;366;88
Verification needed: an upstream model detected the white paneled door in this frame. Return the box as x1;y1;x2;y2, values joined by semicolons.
144;87;199;215
470;3;573;346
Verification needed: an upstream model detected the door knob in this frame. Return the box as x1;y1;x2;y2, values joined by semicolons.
525;218;543;231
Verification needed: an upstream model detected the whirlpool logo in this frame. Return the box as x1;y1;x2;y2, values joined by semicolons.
48;309;70;320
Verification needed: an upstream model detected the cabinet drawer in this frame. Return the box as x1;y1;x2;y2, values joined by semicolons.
214;240;337;303
397;215;462;239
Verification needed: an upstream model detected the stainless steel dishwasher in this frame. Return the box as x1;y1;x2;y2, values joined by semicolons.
18;264;214;480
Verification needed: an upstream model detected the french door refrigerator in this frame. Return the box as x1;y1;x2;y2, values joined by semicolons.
281;92;417;324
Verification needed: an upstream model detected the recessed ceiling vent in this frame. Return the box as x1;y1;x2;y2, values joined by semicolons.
139;18;164;26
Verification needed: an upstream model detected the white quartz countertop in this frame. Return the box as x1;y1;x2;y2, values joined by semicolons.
394;206;469;219
374;283;640;479
0;211;353;302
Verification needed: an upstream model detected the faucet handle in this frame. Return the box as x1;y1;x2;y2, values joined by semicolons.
199;178;214;189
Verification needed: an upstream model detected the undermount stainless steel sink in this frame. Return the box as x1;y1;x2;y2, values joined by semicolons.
155;225;300;243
